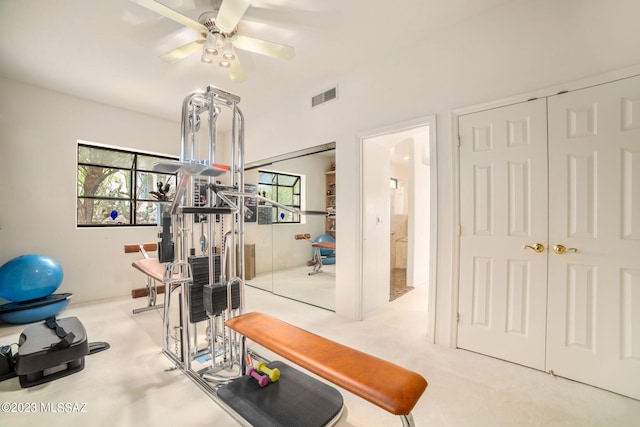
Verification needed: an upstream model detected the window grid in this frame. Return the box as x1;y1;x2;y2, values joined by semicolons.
77;143;177;227
258;171;302;224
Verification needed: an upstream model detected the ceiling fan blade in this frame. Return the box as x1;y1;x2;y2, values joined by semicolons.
227;58;247;83
232;35;295;60
216;0;252;33
159;39;205;63
132;0;207;32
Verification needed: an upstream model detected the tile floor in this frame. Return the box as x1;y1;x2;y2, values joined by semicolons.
1;286;639;427
389;268;413;301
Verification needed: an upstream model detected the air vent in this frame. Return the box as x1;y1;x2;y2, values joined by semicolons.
311;86;338;108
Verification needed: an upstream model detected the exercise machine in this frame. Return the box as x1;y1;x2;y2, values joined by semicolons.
151;86;347;427
140;85;426;427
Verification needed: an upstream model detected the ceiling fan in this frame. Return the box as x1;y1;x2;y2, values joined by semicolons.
132;0;295;82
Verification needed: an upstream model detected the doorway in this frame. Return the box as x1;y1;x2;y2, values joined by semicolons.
388;137;423;301
359;116;438;339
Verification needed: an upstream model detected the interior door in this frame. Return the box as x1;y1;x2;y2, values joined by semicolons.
457;98;549;370
362;139;391;314
546;75;640;400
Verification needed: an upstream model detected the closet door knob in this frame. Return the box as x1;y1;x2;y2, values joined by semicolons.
523;243;545;253
553;244;578;254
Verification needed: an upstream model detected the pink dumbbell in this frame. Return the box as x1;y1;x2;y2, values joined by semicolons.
247;367;269;387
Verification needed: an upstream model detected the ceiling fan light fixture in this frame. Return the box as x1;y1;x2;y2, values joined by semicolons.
222;39;235;60
201;50;215;63
204;33;218;55
138;0;294;82
214;33;225;49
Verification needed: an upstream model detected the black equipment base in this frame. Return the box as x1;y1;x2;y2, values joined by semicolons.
15;316;89;388
217;361;343;427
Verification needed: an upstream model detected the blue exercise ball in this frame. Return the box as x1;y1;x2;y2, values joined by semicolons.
0;255;64;303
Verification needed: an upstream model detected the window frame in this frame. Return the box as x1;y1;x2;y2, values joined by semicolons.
257;170;302;224
76;141;178;227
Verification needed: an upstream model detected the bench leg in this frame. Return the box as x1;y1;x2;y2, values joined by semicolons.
133;276;165;314
309;247;324;275
401;413;415;427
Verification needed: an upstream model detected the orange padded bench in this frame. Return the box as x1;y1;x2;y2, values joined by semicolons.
226;312;427;425
131;258;166;284
125;243;167;313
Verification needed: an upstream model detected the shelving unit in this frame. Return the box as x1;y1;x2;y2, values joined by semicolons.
325;170;336;238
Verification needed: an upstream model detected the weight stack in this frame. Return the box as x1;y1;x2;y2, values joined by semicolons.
187;255;221;323
203;283;226;316
230;281;240;309
204;281;240;316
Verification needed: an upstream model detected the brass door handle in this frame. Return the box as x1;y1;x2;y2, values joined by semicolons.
523;243;545;253
553;244;578;254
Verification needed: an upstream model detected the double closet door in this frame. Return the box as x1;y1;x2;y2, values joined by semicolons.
457;75;640;400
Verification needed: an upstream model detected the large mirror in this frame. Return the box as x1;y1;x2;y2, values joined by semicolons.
243;143;336;310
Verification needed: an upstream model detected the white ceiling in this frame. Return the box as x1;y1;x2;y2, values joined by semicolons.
0;0;511;122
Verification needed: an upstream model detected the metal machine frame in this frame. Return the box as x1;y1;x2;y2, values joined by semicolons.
152;86;340;426
153;86;248;422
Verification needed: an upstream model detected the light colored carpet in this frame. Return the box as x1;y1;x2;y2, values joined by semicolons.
0;286;639;426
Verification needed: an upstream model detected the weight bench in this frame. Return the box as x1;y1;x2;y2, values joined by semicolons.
226;312;427;427
125;243;166;314
294;233;336;275
309;241;336;275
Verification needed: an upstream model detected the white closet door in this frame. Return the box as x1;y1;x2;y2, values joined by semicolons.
547;75;640;400
458;99;548;370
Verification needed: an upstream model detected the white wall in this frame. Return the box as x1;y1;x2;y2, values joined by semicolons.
242;0;640;344
409;133;430;289
0;78;179;303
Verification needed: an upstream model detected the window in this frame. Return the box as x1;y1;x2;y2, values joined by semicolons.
77;143;177;226
258;170;301;223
